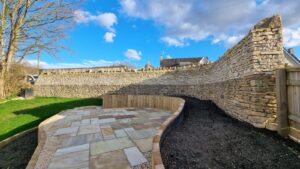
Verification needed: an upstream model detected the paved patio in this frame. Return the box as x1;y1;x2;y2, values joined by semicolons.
31;106;172;169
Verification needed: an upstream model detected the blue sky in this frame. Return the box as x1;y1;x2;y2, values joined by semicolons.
26;0;300;68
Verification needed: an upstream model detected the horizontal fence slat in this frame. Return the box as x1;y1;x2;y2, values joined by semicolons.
286;67;300;72
287;80;300;86
102;94;184;113
289;114;300;123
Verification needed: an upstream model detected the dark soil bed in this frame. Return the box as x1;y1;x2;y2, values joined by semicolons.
161;97;300;169
0;130;37;169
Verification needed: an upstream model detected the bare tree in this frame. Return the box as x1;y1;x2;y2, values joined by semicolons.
0;0;76;98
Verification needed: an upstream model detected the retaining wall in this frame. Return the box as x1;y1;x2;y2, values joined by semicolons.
34;15;285;130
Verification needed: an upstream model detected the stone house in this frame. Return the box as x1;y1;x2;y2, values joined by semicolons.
160;57;210;67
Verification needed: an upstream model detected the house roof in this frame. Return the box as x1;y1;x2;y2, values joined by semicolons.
283;48;300;66
160;57;204;67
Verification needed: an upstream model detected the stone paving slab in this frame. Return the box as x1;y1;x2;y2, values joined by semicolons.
133;138;153;153
90;137;134;155
78;125;100;135
54;126;78;136
90;150;131;169
124;147;147;166
114;129;127;138
48;150;89;169
55;143;89;156
29;106;172;169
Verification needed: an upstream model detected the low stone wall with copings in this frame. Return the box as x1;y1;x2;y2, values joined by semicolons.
34;15;285;130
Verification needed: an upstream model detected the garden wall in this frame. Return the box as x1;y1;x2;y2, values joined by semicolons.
34;16;285;130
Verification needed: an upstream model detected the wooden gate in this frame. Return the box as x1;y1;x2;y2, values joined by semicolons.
276;68;300;142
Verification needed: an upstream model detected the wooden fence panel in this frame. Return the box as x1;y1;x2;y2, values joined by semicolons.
102;94;184;113
286;68;300;142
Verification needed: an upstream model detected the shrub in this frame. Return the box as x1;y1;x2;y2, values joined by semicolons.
4;63;38;97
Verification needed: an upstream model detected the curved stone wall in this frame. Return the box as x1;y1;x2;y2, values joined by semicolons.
34;15;284;130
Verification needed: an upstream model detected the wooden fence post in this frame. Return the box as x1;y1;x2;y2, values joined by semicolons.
276;69;289;137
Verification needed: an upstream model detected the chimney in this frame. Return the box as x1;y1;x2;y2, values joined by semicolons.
160;52;163;61
288;48;295;55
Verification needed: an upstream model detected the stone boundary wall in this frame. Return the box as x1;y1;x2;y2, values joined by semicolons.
40;66;128;75
34;16;285;130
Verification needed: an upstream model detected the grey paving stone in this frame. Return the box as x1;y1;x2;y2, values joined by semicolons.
149;112;165;118
71;121;80;127
81;119;91;125
66;115;82;121
48;150;89;169
133;138;153;152
78;125;100;135
124;147;147;166
55;144;89;156
77;111;90;116
126;128;156;140
159;112;172;116
60;135;87;148
103;134;116;140
90;150;131;169
61;133;103;148
99;118;116;124
91;118;99;124
120;119;131;123
90;137;134;155
86;133;103;143
144;128;157;136
54;126;79;136
114;129;127;138
124;127;135;133
99;125;111;128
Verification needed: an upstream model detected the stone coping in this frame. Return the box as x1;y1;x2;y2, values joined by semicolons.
40;64;211;75
26;110;71;169
0;127;37;149
151;101;185;169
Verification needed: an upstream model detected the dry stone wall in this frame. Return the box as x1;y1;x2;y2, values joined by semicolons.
34;16;285;130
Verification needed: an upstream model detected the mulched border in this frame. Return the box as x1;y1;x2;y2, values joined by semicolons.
161;97;300;169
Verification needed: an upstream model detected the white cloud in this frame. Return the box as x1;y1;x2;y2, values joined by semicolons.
124;49;142;60
94;13;117;31
74;10;91;23
104;32;116;43
24;59;121;69
284;28;300;48
24;60;49;68
161;37;185;47
119;0;300;48
212;34;243;47
166;55;172;59
74;10;117;31
74;10;118;43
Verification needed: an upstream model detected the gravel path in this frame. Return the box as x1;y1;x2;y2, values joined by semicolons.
161;97;300;169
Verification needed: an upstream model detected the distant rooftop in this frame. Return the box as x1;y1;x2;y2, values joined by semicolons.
160;57;210;67
283;48;300;66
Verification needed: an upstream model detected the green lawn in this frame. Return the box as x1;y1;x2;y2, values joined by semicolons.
0;97;102;141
